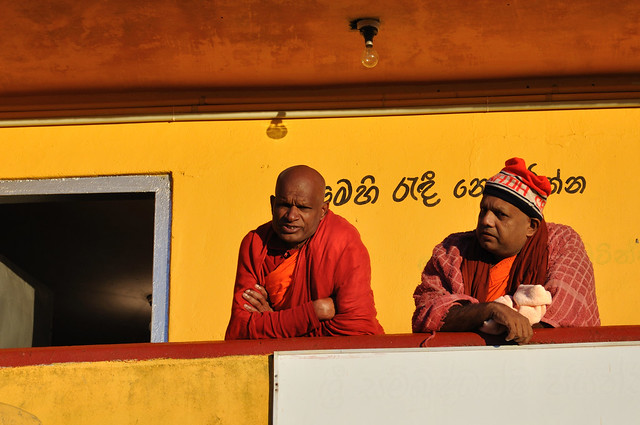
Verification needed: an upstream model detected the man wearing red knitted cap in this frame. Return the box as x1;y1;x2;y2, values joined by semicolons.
412;158;600;344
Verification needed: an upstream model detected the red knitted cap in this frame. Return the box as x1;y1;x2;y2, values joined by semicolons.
484;157;551;219
501;158;551;197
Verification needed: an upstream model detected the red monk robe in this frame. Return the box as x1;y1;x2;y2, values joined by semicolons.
225;210;384;339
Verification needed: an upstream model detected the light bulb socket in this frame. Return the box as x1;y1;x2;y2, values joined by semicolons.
360;26;378;44
354;18;380;45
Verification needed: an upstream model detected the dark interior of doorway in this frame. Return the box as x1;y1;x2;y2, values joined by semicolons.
0;192;154;346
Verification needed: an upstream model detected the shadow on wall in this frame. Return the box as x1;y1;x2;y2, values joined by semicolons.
0;402;41;424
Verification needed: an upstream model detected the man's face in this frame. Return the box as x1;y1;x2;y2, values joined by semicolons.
475;195;538;261
270;175;328;249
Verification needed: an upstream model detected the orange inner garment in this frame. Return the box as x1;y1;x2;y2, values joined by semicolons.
485;255;516;302
264;250;299;309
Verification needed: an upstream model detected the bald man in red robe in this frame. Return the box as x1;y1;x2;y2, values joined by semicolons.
225;165;383;339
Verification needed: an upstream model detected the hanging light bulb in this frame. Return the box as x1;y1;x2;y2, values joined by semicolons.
361;41;378;68
355;18;380;69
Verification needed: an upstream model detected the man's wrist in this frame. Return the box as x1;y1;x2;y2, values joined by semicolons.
441;302;496;332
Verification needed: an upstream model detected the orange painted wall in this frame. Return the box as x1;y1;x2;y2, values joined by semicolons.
0;107;638;341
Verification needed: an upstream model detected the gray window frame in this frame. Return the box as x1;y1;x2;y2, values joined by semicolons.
0;175;172;342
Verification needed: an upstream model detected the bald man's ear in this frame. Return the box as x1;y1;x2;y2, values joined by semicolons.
526;217;540;237
270;195;275;211
320;201;329;219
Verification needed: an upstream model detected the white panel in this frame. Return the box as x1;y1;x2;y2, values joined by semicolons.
274;343;640;425
0;262;34;348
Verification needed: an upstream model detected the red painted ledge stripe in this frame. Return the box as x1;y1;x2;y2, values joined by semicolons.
1;326;639;368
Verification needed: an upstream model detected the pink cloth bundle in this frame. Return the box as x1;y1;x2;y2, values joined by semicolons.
479;284;552;335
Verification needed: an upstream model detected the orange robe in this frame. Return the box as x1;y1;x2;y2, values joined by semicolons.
263;250;299;310
485;255;516;302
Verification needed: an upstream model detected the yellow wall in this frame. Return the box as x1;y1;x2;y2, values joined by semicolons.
0;356;269;425
0;107;639;340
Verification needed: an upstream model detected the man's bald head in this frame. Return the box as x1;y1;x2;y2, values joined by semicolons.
270;165;329;248
275;165;326;200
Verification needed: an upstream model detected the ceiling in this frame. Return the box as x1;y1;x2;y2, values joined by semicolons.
2;0;640;119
